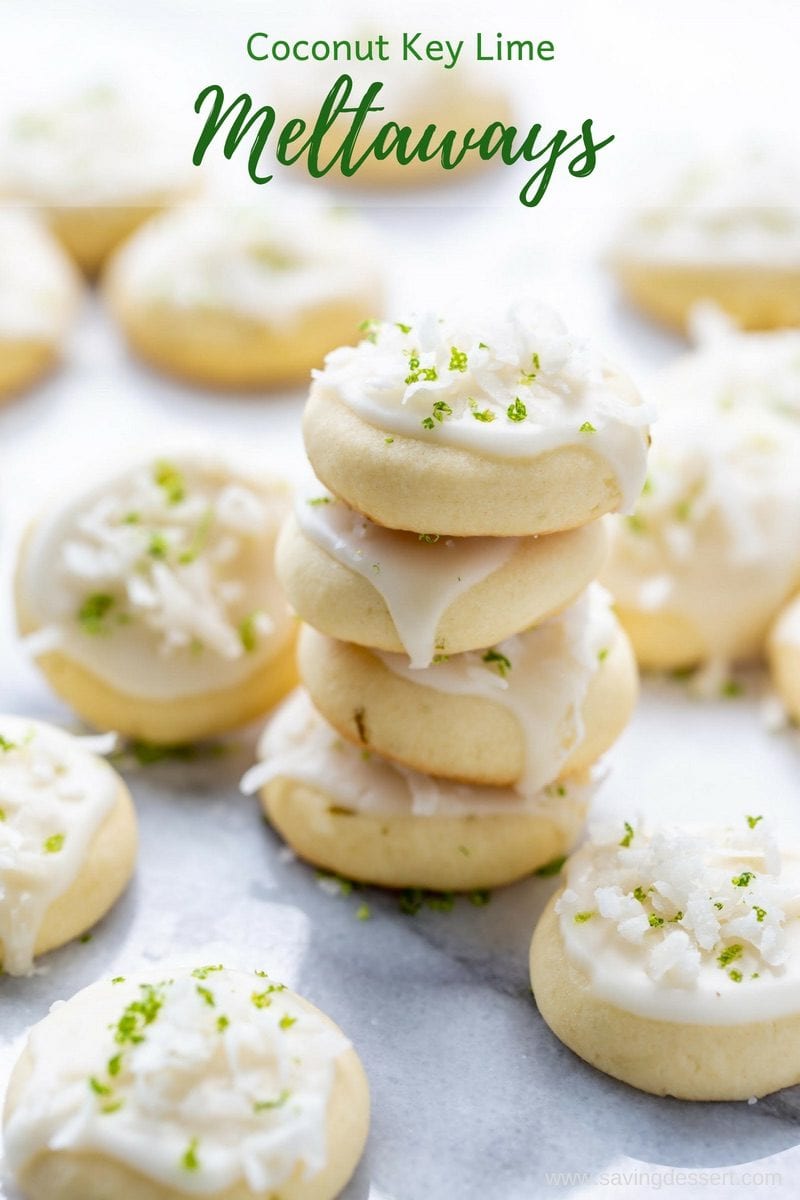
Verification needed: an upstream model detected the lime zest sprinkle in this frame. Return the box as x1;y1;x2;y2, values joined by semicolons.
506;397;527;422
574;911;595;923
181;1137;200;1172
43;833;64;854
579;421;597;433
619;821;635;848
153;460;186;506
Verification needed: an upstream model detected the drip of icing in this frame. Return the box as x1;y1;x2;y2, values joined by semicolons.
312;302;651;512
374;585;616;794
294;489;517;668
113;201;381;327
620;149;800;267
0;717;118;976
3;968;349;1194
0;211;78;340
603;339;800;664
19;454;292;701
242;689;593;832
556;819;800;1025
0;84;193;205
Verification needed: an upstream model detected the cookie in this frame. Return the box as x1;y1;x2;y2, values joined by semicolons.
303;303;650;536
16;452;296;743
297;587;636;790
3;966;369;1200
277;490;609;667
105;200;383;389
0;716;136;975
530;817;800;1099
242;690;594;890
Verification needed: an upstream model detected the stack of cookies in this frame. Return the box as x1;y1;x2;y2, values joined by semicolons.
248;302;651;892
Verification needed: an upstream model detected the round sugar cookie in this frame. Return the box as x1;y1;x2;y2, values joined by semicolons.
243;689;594;890
0;716;137;976
0;210;81;401
104;199;383;389
3;966;369;1200
303;302;650;537
298;587;636;791
612;149;800;332
15;452;297;743
0;84;195;275
602;331;800;671
530;818;800;1100
277;490;609;667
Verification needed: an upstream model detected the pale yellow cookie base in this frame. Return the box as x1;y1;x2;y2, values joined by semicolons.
615;259;800;333
0;338;58;402
261;776;586;890
303;382;645;537
612;604;711;671
32;780;137;961
530;896;800;1100
297;623;637;787
18;635;297;744
767;603;800;722
276;512;609;655
4;995;369;1200
105;266;382;390
46;201;179;277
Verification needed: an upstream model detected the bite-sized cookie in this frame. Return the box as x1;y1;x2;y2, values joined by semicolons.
0;717;136;976
767;596;800;724
16;453;296;743
277;489;609;668
3;965;369;1200
303;302;651;537
0;210;81;401
243;690;594;890
602;333;800;671
105;200;383;389
613;150;800;331
298;587;636;791
530;817;800;1100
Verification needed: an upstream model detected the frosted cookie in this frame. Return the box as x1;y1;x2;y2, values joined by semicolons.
105;200;383;389
602;337;800;670
298;587;636;790
530;818;800;1100
0;84;195;275
242;689;594;890
3;966;369;1200
277;489;609;667
613;150;800;331
303;303;651;536
0;717;136;976
0;211;81;401
15;453;296;743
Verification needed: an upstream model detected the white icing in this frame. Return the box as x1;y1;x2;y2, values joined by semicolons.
313;302;651;511
375;585;616;794
4;968;349;1194
294;488;517;668
0;211;78;340
619;149;800;268
0;717;118;976
19;453;293;701
0;84;193;206
112;200;382;326
603;334;800;663
242;689;593;831
557;820;800;1025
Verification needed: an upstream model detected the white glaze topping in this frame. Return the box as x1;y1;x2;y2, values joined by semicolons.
4;968;349;1194
295;488;517;668
375;585;617;794
19;454;292;701
618;149;800;268
556;819;800;1025
312;302;651;509
603;333;800;665
112;200;382;326
0;84;193;206
0;210;79;340
242;689;593;829
0;717;118;976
